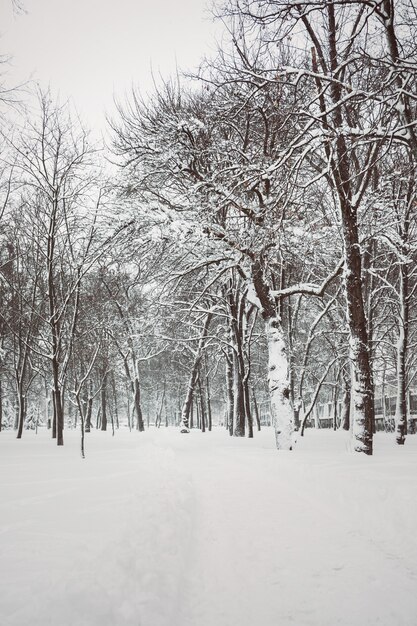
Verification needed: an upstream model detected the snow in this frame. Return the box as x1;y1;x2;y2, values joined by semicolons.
246;279;262;310
1;427;417;626
266;318;294;450
176;118;205;133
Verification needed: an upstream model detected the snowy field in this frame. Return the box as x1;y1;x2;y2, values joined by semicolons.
1;427;417;626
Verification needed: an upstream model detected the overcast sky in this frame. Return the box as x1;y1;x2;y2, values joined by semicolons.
0;0;221;131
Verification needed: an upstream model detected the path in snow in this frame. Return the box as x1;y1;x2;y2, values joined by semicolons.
1;428;417;626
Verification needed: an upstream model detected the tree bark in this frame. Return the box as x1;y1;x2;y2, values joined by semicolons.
16;379;25;439
180;311;213;432
252;259;293;450
0;377;2;432
395;262;408;444
251;384;261;431
340;374;351;431
198;371;206;433
342;207;374;454
326;3;373;454
101;371;108;431
265;316;294;449
180;366;197;432
85;378;93;433
54;368;65;445
332;385;339;431
47;196;65;446
205;360;212;432
225;350;234;436
243;375;253;438
112;372;119;429
134;363;145;431
232;348;245;437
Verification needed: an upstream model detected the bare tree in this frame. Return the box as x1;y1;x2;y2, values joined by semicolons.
7;91;118;444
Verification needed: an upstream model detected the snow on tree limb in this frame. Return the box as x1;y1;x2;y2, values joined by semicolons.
271;258;344;298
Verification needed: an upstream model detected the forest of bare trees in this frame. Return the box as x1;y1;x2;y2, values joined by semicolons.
1;0;417;456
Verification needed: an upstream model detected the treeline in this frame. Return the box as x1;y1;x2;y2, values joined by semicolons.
1;0;417;455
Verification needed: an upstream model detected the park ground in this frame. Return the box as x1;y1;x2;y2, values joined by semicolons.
1;426;417;626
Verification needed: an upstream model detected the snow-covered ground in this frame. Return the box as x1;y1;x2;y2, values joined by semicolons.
1;427;417;626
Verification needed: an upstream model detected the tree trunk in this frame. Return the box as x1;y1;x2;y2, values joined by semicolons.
180;368;197;432
54;383;64;446
252;259;293;450
340;376;351;431
198;371;206;433
380;2;414;446
85;379;93;433
111;408;115;436
233;349;245;437
52;390;57;438
164;394;169;428
332;385;339;431
206;379;212;432
327;3;374;454
47;199;65;447
293;397;302;433
227;286;248;437
133;361;145;431
133;378;144;431
381;364;388;430
205;356;212;431
243;375;253;438
190;398;194;429
196;397;201;429
156;384;165;429
49;335;64;446
343;224;374;454
16;379;25;440
101;371;108;431
112;373;119;429
265;316;294;449
395;263;408;445
180;311;213;433
225;345;234;436
80;412;85;458
76;389;87;459
251;384;261;431
96;407;101;430
286;295;300;432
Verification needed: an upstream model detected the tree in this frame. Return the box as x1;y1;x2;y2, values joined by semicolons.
111;62;348;450
1;209;43;438
211;0;416;453
7;90;122;444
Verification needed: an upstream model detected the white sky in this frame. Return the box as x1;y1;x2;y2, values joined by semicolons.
0;0;221;131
